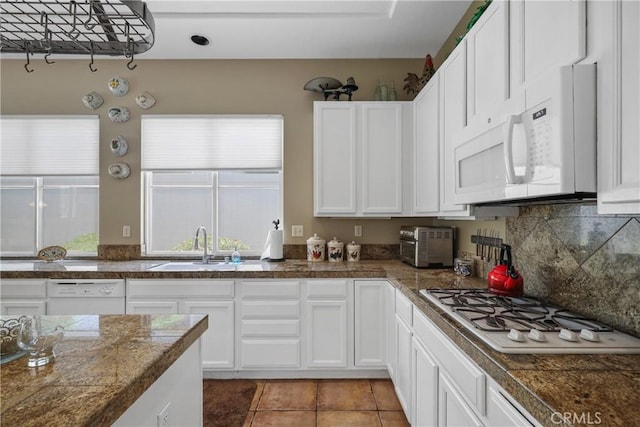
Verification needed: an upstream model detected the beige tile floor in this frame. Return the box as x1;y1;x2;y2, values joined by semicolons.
244;379;410;427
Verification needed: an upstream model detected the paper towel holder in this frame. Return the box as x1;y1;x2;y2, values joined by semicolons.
261;219;285;262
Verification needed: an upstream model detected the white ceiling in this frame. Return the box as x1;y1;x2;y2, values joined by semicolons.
138;0;473;59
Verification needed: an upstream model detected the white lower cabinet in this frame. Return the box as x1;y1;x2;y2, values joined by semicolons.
439;372;484;427
394;289;413;418
306;279;349;368
239;280;302;369
412;336;438;427
399;292;539;427
0;279;47;315
126;279;235;370
354;280;387;367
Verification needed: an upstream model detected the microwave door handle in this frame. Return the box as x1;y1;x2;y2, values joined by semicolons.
503;114;524;184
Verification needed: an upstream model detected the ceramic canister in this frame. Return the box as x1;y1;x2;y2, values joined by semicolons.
327;237;344;262
306;233;326;262
346;241;361;262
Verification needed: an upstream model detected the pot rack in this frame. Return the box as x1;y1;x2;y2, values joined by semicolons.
0;0;155;72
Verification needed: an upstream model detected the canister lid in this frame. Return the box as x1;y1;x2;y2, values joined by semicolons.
307;233;325;244
347;241;360;248
328;236;343;246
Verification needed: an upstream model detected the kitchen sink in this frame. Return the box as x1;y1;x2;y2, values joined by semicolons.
148;260;266;272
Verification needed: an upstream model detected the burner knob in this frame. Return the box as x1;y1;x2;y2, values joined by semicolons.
507;329;525;342
528;329;547;342
579;329;601;342
559;328;578;342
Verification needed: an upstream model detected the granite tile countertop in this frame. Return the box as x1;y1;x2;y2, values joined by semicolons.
0;314;208;427
1;259;639;426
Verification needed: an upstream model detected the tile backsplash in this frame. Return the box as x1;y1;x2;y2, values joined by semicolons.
506;203;640;337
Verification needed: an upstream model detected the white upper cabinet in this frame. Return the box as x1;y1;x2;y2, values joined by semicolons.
314;101;412;217
510;0;586;93
314;103;357;215
439;40;473;216
413;74;440;215
361;103;404;214
466;0;510;127
597;0;640;214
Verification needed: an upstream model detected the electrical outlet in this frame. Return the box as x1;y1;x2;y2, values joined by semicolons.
157;402;170;427
354;225;362;237
291;225;304;237
122;225;131;238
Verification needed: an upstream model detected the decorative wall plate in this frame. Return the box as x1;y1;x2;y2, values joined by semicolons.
37;245;67;262
82;91;104;110
110;136;128;156
108;76;129;96
135;92;156;109
108;106;130;123
108;162;131;179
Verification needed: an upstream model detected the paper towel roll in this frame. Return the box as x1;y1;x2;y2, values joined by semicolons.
261;229;283;261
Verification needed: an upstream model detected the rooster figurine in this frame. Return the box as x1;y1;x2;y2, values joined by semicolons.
403;54;435;96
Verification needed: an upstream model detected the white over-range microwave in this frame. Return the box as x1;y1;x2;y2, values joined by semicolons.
451;64;596;205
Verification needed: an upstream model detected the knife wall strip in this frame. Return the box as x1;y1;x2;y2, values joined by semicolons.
470;235;503;248
0;0;154;57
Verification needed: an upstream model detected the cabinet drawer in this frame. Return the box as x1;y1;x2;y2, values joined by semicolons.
241;319;300;337
307;280;348;299
413;308;486;415
394;289;413;326
240;281;300;299
0;279;47;298
240;339;300;368
127;279;234;299
241;301;300;318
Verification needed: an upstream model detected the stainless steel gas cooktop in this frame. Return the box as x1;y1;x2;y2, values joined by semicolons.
420;289;640;354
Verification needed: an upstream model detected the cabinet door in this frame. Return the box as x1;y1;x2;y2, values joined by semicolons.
314;102;357;215
385;282;397;380
439;40;471;215
510;0;586;93
412;336;438;427
306;300;347;368
184;300;234;369
466;0;509;126
439;373;483;427
354;281;386;367
486;385;535;427
126;301;179;314
361;103;403;214
413;75;441;215
1;301;46;315
394;315;412;419
598;0;640;214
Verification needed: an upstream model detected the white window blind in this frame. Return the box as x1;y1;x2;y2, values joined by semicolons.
0;116;99;175
141;115;283;170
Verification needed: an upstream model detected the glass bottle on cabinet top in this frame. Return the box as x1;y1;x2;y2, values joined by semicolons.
389;81;397;101
380;80;388;101
373;80;382;101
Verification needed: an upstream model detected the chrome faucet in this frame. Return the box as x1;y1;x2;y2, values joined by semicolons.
193;226;211;264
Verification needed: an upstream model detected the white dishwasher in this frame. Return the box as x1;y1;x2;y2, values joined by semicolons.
46;279;126;314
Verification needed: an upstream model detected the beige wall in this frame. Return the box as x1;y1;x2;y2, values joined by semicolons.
1;57;443;247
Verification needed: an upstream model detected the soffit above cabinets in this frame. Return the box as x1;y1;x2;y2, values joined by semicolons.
0;0;471;60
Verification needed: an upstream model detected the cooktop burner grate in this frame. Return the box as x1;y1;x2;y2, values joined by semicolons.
425;289;613;333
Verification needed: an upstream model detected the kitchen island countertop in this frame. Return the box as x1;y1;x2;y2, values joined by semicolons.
1;259;639;426
0;314;207;427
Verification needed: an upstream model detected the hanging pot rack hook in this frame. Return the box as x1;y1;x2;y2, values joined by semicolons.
67;0;81;40
89;41;98;72
126;40;137;70
39;12;55;64
84;0;97;30
24;41;34;73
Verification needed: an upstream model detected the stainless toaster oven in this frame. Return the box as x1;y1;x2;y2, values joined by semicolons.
400;226;454;268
